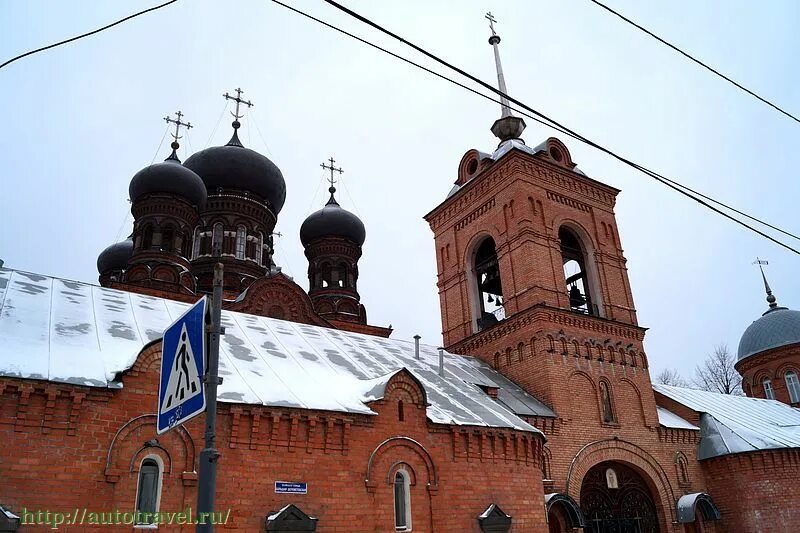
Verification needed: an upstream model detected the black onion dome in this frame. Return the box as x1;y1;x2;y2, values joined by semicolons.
300;192;366;247
183;133;286;213
129;158;207;207
97;238;133;274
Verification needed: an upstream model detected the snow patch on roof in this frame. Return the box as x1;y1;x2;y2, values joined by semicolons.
0;269;549;433
656;406;699;431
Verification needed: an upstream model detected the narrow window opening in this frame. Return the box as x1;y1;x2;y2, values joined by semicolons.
211;223;223;256
135;458;161;524
599;381;615;423
161;227;175;252
398;400;405;422
235;225;247;260
560;227;596;315
763;378;776;400
786;372;800;403
394;469;411;531
474;238;504;331
257;232;265;266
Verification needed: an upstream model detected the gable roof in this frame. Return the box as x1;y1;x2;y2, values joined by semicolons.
654;384;800;459
0;268;553;433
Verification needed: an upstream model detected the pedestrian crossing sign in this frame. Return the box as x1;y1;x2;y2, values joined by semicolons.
157;296;207;435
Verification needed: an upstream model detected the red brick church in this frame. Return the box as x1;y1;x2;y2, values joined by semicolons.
2;26;800;533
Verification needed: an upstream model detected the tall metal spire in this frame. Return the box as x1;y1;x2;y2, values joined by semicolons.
223;87;254;147
484;12;526;143
754;258;779;311
163;111;192;162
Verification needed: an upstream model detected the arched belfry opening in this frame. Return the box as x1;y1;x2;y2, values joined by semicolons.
559;226;597;316
473;237;505;331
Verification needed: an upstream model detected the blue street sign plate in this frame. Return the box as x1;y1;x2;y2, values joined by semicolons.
157;297;207;435
275;481;308;495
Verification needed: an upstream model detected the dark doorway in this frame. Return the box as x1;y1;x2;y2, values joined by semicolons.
580;462;660;533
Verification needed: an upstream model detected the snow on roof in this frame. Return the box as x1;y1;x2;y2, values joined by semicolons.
654;384;800;459
656;406;699;431
0;268;552;432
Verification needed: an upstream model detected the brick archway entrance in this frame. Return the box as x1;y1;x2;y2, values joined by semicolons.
580;462;659;533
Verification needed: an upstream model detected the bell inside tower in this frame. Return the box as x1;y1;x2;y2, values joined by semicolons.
474;237;505;331
559;227;596;316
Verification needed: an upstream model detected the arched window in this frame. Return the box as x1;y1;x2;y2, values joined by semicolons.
785;371;800;403
763;377;776;400
473;237;504;331
398;400;405;422
191;226;201;259
394;469;412;531
161;226;175;252
135;457;162;524
257;232;265;266
211;223;223;256
142;224;154;250
559;227;596;316
321;262;332;288
235;225;247;260
599;381;615;423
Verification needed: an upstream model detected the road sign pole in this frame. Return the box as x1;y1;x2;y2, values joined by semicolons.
197;262;223;532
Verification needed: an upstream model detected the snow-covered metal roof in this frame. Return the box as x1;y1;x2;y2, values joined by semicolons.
656;406;699;431
654;384;800;459
0;269;553;432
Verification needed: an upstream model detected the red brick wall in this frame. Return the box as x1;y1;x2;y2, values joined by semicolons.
0;345;547;532
703;450;800;533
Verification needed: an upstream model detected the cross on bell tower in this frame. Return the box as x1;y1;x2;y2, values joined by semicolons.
164;111;193;161
484;12;526;142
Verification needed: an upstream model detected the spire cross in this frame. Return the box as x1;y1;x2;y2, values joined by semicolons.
164;111;192;141
223;87;254;122
753;258;778;309
485;11;498;36
320;156;343;189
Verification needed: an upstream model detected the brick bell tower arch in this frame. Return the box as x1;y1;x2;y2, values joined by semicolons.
424;135;656;423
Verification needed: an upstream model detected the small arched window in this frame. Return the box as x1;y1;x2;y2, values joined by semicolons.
211;223;223;256
161;226;175;252
763;377;776;400
257;232;265;266
785;371;800;403
473;237;504;331
135;457;162;524
142;224;154;250
191;226;201;259
559;227;596;316
235;225;247;260
394;469;412;531
398;400;405;422
599;381;615;423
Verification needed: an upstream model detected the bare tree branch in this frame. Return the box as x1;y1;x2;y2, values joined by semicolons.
655;368;688;387
693;344;743;395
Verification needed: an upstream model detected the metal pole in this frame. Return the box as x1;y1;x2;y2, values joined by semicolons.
197;261;223;532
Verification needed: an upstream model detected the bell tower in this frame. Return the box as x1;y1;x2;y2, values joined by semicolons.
424;16;654;425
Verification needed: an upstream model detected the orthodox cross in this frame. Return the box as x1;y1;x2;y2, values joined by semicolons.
223;87;254;121
320;157;344;189
164;111;192;142
485;11;498;36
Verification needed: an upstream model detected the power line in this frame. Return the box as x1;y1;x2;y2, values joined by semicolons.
587;0;800;125
0;0;180;71
311;0;800;255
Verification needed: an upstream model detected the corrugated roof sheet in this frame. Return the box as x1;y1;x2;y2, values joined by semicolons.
0;269;554;433
654;384;800;459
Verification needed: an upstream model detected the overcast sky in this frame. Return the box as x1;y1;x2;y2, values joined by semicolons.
2;0;798;380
